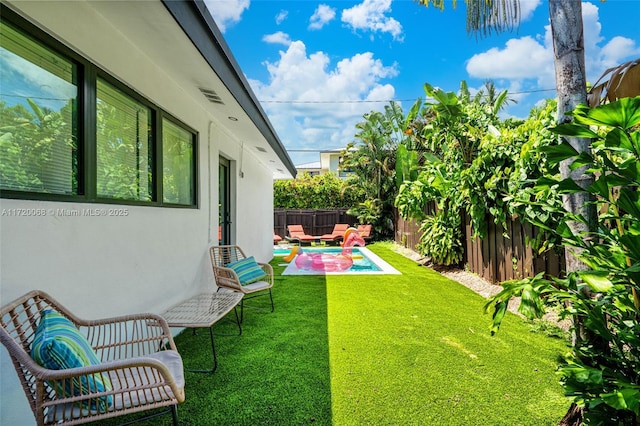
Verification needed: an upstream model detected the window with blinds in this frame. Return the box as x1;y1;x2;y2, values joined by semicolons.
162;119;194;205
0;10;197;208
96;79;153;201
0;20;79;195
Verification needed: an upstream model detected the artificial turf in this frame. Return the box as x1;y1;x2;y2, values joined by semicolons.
98;242;570;426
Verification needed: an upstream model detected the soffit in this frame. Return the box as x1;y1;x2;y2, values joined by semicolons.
81;1;295;178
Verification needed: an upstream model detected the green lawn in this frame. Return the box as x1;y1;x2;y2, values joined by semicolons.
101;242;570;425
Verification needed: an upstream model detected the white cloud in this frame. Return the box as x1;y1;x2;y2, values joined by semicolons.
341;0;403;41
466;1;639;108
581;2;604;52
262;31;292;46
309;4;336;30
580;2;640;77
276;10;288;25
205;0;250;32
598;37;640;69
249;40;398;162
466;36;554;87
519;0;542;21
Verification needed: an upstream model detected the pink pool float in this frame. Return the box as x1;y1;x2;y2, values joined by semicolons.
286;228;366;272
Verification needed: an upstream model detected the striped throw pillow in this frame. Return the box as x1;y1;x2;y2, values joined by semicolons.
31;309;113;411
226;256;266;285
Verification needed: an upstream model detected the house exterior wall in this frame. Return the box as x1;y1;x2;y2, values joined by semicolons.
0;2;278;423
329;154;341;173
318;151;350;178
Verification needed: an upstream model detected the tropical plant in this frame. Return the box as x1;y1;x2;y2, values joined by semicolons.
415;0;592;251
486;98;640;425
341;102;407;238
395;81;511;265
418;0;521;37
588;57;640;107
346;199;382;229
461;98;567;251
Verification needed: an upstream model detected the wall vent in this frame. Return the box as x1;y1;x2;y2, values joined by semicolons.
199;88;224;105
256;147;267;153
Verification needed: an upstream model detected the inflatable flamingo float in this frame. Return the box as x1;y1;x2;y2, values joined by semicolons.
284;227;366;272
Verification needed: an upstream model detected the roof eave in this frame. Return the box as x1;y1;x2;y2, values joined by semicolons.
161;0;297;178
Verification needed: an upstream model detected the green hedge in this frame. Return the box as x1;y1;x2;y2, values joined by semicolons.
274;172;365;209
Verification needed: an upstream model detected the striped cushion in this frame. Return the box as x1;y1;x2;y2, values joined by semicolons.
31;309;113;411
226;256;266;285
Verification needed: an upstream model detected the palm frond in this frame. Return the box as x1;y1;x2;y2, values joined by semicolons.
466;0;520;38
588;57;640;107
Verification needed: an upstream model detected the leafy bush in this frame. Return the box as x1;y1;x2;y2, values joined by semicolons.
463;99;565;253
395;81;510;265
274;172;365;209
416;208;463;265
487;97;640;425
346;199;383;232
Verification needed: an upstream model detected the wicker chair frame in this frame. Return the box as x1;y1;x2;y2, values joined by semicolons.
0;290;185;425
209;245;274;322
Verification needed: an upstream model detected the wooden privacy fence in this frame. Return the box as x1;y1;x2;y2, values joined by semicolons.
274;209;357;239
395;209;565;284
462;214;565;284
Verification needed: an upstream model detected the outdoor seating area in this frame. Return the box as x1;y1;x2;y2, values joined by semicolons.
0;243;277;426
0;290;185;426
319;223;349;244
281;223;374;247
285;225;317;245
0;244;580;425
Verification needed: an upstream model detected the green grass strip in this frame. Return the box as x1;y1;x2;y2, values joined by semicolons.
327;243;568;425
96;242;569;426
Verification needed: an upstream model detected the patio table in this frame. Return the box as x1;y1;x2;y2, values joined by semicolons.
161;292;243;373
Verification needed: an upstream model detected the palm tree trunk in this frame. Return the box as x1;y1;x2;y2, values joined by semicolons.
549;4;596;424
549;0;595;287
549;0;594;229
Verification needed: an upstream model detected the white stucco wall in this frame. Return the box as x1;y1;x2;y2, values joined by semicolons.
0;2;277;424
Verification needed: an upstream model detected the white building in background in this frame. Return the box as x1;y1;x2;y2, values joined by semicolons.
0;1;295;423
295;148;353;178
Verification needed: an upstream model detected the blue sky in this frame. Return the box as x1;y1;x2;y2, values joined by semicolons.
207;0;640;166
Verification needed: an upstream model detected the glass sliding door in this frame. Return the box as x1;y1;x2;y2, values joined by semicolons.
218;157;231;245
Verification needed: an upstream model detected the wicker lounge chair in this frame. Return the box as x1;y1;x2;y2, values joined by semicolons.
285;225;316;245
320;223;350;244
210;245;274;322
0;290;185;426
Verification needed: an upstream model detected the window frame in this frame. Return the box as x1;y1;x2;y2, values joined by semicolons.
93;73;157;205
0;6;198;208
160;114;198;207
